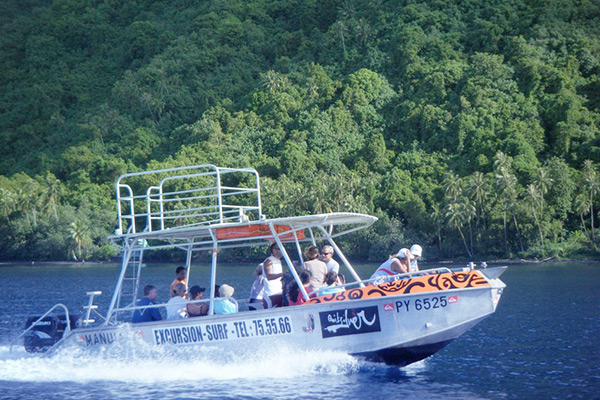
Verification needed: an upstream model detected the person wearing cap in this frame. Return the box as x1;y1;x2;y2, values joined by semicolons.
186;285;208;317
369;248;413;282
214;284;238;314
131;285;162;323
302;245;328;292
409;244;422;272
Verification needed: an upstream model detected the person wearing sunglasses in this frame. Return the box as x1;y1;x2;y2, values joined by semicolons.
320;245;339;274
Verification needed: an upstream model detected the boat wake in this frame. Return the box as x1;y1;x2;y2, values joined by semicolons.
0;336;361;383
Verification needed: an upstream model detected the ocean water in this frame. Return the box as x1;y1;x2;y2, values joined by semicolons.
0;262;598;400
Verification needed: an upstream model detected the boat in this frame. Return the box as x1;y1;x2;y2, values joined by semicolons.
14;164;506;366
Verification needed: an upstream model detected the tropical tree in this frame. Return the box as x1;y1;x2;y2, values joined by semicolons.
535;167;553;216
41;172;63;220
69;220;90;261
574;192;597;250
445;202;473;258
525;183;545;249
582;160;599;243
467;171;489;231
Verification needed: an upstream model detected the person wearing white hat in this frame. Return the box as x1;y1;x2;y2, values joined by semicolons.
369;248;413;282
409;244;422;272
214;284;238;314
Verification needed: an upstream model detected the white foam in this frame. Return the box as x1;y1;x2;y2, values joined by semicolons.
0;339;359;383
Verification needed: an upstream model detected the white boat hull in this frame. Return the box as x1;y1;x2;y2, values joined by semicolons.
60;269;505;366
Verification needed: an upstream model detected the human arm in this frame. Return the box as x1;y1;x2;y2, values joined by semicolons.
263;258;283;281
391;259;408;274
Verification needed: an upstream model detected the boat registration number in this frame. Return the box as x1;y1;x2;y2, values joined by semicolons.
393;295;455;313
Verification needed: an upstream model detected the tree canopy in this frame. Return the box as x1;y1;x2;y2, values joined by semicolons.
0;0;599;261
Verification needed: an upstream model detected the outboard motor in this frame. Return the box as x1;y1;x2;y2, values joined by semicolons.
24;314;79;353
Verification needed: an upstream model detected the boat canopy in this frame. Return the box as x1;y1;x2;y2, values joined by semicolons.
104;165;377;323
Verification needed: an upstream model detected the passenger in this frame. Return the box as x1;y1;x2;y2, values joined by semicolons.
369;248;413;282
186;285;208;317
131;285;162;323
214;284;238;314
166;283;188;319
288;270;312;306
336;272;346;286
262;243;284;308
320;245;340;273
248;264;264;311
170;266;187;298
409;244;422;272
320;271;345;295
302;245;328;292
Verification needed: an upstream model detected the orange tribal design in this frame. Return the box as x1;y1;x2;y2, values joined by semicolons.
307;270;490;304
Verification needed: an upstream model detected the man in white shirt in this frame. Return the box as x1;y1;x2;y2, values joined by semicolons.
320;245;340;274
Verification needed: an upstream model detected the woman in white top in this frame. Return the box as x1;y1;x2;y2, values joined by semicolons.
369;248;412;282
166;283;188;319
261;243;284;308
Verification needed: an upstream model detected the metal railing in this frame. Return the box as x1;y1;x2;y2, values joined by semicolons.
115;165;262;235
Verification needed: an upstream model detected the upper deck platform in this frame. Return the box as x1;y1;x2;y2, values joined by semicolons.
110;165;377;250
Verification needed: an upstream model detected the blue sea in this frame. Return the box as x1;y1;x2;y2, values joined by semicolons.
0;261;598;399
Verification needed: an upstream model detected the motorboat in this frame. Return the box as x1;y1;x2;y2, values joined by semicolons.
14;165;506;366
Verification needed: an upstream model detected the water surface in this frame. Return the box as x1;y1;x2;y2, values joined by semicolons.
0;262;598;399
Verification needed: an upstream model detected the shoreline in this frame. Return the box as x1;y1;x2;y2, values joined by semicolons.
1;258;599;266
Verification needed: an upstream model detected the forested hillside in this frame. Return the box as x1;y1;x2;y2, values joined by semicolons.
1;0;599;261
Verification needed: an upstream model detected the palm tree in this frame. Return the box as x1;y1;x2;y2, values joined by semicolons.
468;171;488;231
431;203;444;251
260;70;288;95
493;151;511;174
445;202;473;258
495;169;517;251
535;168;553;215
525;184;545;249
69;221;90;261
42;172;63;220
574;193;597;250
459;198;476;257
0;188;15;224
443;172;463;203
583;160;599;243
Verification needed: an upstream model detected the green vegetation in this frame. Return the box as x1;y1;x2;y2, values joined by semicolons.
1;0;599;261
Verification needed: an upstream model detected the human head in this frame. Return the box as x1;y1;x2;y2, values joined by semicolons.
269;243;282;258
320;245;334;262
173;283;186;297
304;245;319;260
397;248;412;259
410;244;422;259
219;284;234;298
143;285;158;301
397;249;412;271
325;271;337;286
175;266;186;280
336;273;346;285
189;285;205;300
300;270;312;285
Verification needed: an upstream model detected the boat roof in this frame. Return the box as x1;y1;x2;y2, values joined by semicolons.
109;212;377;252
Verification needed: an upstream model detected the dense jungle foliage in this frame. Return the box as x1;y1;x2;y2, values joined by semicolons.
1;0;600;262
